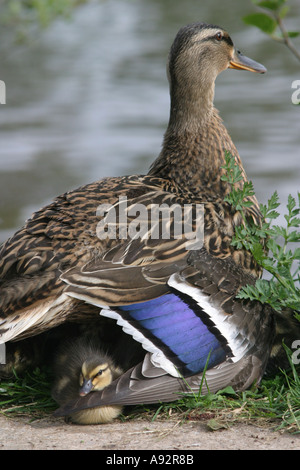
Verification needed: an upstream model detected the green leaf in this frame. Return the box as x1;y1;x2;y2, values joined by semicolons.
252;0;287;5
267;237;280;253
237;284;259;301
223;153;300;315
254;1;283;11
287;231;300;243
261;258;276;271
286;31;300;38
277;265;293;279
267;210;280;220
294;248;300;260
252;242;265;261
216;386;237;396
243;13;277;34
278;5;290;19
287;194;296;211
267;191;280;208
270;225;286;238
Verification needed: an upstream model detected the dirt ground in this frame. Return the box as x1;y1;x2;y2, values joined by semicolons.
0;414;299;450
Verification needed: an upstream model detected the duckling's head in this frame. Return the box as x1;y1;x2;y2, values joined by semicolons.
79;358;113;396
167;23;266;124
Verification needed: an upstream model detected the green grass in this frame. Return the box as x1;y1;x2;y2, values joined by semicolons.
0;357;299;432
0;367;56;419
125;355;300;433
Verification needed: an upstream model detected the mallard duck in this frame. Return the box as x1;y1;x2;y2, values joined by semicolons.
0;23;298;403
52;338;123;424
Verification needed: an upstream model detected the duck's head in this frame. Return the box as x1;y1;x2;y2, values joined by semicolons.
79;357;113;396
167;23;266;123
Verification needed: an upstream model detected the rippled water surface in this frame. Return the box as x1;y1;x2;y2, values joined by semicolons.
0;0;299;242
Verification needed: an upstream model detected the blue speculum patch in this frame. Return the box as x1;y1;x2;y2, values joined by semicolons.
119;293;228;375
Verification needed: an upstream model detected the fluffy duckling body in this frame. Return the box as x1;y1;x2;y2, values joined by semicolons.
52;339;123;424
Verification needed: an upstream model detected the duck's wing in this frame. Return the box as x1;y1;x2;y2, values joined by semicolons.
62;243;275;384
55;273;275;415
54;351;262;416
55;251;275;416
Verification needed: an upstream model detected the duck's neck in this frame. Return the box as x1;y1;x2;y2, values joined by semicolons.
149;83;245;200
168;79;216;133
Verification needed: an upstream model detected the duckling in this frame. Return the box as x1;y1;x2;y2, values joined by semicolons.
52;338;123;424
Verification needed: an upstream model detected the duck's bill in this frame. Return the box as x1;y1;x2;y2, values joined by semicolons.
229;50;266;73
79;379;93;396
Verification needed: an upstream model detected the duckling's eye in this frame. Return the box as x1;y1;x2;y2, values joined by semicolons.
95;370;103;377
215;32;223;41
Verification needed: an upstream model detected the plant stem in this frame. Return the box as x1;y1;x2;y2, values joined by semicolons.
275;14;300;62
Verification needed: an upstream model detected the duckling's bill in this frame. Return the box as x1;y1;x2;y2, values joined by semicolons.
79;378;93;396
229;49;266;73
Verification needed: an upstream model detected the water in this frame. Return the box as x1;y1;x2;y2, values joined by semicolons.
0;0;299;243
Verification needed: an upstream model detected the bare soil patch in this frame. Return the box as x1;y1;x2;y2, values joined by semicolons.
0;414;299;450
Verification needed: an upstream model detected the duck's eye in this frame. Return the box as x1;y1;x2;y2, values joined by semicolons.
215;32;223;41
95;370;103;377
